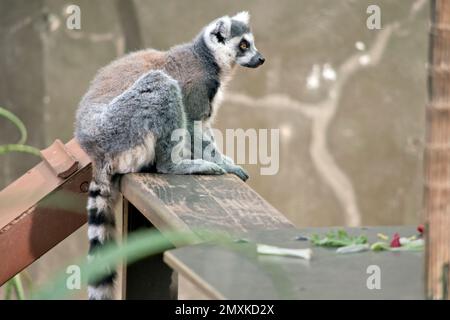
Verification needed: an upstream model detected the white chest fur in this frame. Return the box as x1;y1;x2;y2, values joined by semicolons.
209;87;224;122
112;133;156;174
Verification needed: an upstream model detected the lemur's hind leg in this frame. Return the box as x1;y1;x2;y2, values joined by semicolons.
158;158;226;176
97;69;223;177
131;70;226;176
155;134;226;176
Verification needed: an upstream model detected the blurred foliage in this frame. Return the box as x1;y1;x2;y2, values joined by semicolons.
32;229;208;299
32;228;294;300
0;107;40;156
1;106;39;300
4;275;25;300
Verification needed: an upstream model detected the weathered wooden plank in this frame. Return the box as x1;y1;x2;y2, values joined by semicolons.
164;226;424;300
120;173;293;299
120;173;294;238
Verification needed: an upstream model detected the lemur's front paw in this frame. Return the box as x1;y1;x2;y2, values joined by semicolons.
226;165;249;182
199;162;227;175
222;155;235;166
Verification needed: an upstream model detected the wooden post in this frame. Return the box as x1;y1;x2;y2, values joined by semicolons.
122;199;177;300
425;0;450;300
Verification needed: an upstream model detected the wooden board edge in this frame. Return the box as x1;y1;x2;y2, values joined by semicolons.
163;250;226;300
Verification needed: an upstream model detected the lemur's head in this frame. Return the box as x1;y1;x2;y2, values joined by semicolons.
203;12;265;69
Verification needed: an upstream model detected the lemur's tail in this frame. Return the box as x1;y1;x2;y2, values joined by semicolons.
87;165;118;300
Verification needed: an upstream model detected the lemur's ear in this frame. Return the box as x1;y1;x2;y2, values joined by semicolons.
232;11;250;25
211;17;231;44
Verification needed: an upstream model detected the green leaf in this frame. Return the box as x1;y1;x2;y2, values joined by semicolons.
392;239;424;252
370;239;424;252
0;144;40;156
0;107;28;144
12;275;26;300
4;274;26;300
310;230;368;248
370;241;390;251
31;229;223;300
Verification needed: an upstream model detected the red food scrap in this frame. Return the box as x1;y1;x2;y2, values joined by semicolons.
417;224;424;234
390;233;401;248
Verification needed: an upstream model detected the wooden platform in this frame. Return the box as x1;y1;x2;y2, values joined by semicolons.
121;173;294;239
120;173;294;299
164;226;424;299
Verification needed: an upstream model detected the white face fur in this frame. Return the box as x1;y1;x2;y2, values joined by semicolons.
203;11;265;72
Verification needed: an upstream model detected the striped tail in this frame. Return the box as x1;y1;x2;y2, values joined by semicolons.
86;169;118;300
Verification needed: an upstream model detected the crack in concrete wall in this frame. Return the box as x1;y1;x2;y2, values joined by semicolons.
225;0;426;226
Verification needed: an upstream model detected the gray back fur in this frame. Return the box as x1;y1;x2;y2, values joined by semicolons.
76;34;223;160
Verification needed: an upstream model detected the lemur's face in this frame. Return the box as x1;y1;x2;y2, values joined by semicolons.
204;12;265;69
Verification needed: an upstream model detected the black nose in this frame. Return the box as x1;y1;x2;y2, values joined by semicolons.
258;56;265;65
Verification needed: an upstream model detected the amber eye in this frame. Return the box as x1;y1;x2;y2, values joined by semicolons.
239;40;249;50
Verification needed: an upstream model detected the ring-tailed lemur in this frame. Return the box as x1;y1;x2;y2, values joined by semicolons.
74;11;264;300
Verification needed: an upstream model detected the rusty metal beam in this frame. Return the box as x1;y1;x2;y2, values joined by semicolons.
0;139;91;286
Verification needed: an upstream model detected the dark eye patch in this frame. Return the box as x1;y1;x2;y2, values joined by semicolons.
239;39;250;51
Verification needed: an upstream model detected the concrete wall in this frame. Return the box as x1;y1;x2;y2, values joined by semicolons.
0;0;428;298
